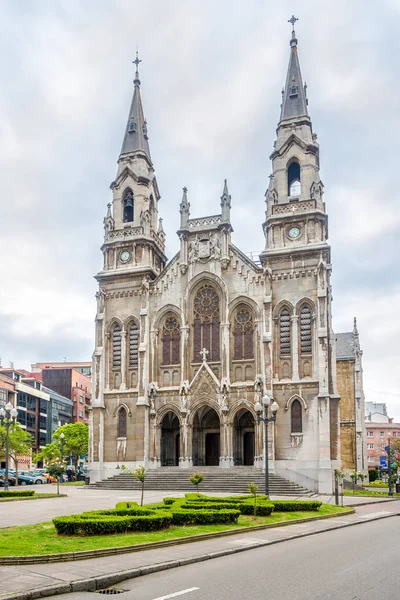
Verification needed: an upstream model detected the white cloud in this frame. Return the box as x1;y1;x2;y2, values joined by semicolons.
0;0;398;418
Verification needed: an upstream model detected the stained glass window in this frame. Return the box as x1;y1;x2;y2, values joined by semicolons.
291;400;302;433
117;407;127;438
233;307;254;360
193;285;220;361
162;316;180;365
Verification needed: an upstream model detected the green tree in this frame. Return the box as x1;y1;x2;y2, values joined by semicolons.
33;442;61;467
47;461;65;495
120;465;147;505
248;481;259;517
53;423;88;469
189;472;204;492
0;423;34;485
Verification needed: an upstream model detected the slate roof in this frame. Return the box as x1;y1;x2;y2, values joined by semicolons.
120;56;152;161
280;31;308;122
335;332;355;359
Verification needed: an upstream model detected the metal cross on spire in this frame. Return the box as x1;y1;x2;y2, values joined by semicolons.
133;48;142;84
288;15;299;47
288;15;298;31
200;348;209;362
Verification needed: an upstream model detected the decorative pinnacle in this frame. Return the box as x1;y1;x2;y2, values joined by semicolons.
133;49;142;85
288;15;298;46
353;317;359;336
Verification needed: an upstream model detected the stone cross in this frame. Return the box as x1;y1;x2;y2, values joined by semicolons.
200;348;209;362
288;15;298;29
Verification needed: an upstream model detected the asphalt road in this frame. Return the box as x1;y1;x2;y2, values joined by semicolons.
54;515;400;600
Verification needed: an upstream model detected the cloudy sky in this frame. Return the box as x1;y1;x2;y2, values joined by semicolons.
0;1;399;418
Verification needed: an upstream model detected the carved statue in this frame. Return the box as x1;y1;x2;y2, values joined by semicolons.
210;233;221;259
188;236;199;264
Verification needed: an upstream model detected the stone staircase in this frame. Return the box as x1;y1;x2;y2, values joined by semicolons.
90;467;311;495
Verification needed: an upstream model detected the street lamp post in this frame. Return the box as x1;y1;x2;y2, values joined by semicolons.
387;433;393;497
0;402;18;492
255;393;279;498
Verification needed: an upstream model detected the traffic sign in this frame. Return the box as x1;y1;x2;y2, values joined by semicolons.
380;456;387;467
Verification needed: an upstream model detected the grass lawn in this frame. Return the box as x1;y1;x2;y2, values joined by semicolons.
51;481;85;486
0;493;67;503
0;504;351;557
344;490;400;497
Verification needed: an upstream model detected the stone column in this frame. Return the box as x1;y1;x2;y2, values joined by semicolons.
105;333;111;391
181;325;190;381
120;330;127;390
291;315;299;380
221;323;230;380
187;423;193;467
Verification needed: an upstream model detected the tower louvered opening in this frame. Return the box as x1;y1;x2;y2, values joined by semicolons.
112;325;122;367
300;306;312;354
279;310;291;355
129;322;139;367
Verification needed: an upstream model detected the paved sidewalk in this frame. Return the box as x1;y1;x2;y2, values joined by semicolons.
1;499;399;600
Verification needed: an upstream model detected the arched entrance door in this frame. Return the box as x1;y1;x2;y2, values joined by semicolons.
161;412;180;466
192;406;220;466
233;409;255;466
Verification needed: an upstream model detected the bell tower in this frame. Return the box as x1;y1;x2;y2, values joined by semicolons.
260;17;340;493
98;52;167;281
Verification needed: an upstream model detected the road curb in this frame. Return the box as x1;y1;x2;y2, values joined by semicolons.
0;509;355;565
0;510;398;600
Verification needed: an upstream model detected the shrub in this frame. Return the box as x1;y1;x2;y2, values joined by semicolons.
0;490;35;498
171;509;240;526
272;500;322;512
184;494;252;503
115;501;139;510
180;502;241;511
53;510;172;535
240;501;274;516
368;469;378;483
368;480;388;488
163;497;180;505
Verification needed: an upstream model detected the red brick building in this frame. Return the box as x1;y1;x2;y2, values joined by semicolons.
365;418;400;470
38;368;91;425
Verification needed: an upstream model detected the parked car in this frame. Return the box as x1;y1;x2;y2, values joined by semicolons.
0;472;16;486
27;471;48;484
8;470;34;485
38;472;57;483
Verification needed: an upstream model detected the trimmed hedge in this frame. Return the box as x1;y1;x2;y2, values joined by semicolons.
171;509;240;526
115;501;139;510
180;502;241;511
184;494;253;503
53;510;172;535
271;500;322;512
163;497;180;506
0;490;35;498
240;501;274;516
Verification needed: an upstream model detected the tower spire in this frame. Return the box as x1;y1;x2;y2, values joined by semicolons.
280;16;308;122
120;50;152;161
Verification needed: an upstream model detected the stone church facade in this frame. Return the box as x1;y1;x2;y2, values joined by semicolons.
89;24;360;493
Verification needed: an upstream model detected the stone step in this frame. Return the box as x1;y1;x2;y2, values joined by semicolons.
90;468;310;495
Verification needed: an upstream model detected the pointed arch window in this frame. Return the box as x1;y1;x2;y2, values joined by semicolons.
112;324;122;367
300;306;312;355
233;306;254;360
123;188;134;223
288;161;301;197
128;321;139;368
117;407;127;438
162;315;180;365
291;399;302;433
279;310;291;356
193;284;220;361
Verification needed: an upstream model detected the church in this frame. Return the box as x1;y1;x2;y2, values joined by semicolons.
88;20;366;494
